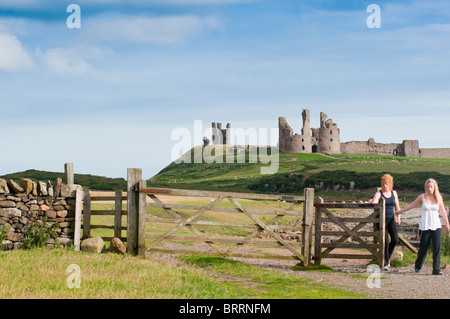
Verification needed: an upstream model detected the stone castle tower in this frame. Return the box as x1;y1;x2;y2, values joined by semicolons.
317;111;341;154
278;109;340;155
211;122;231;145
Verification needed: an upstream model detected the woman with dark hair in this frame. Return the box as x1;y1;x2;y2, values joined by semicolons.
395;178;450;275
369;174;401;271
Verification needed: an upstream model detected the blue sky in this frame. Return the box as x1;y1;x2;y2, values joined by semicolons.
1;0;449;179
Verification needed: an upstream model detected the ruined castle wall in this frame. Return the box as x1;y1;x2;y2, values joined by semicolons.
278;117;311;153
419;148;450;159
212;122;231;145
402;140;420;157
341;139;403;156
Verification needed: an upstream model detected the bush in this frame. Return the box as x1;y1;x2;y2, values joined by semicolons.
442;232;450;257
22;212;59;249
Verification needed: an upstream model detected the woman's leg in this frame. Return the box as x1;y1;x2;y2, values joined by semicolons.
431;228;442;274
387;219;399;261
415;230;432;271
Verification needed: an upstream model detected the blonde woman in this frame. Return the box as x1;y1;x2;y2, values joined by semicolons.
395;179;450;275
369;174;401;270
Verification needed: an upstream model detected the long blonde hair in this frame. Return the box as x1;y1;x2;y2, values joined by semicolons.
425;178;442;203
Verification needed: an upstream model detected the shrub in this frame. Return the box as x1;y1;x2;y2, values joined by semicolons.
22;212;59;250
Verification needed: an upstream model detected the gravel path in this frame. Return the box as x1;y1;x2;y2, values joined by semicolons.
235;255;450;299
235;207;450;299
151;202;450;299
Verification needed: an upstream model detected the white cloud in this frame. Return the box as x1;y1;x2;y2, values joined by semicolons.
87;15;222;45
36;47;91;76
0;32;34;71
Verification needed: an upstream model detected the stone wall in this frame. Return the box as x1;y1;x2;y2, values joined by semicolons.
278;116;311;153
0;177;79;250
419;148;450;159
340;138;403;156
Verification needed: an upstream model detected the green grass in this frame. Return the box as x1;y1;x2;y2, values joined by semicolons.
0;248;227;298
0;248;367;299
180;255;366;299
149;150;450;199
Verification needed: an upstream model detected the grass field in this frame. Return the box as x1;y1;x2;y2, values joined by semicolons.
2;151;450;299
0;247;365;299
3;196;450;300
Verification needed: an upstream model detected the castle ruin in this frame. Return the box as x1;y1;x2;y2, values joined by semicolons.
278;109;340;155
211;122;231;145
279;109;450;159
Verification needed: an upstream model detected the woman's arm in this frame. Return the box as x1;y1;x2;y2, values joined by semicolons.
368;191;381;204
393;191;401;224
395;195;422;215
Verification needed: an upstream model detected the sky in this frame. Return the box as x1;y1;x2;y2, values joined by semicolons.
0;0;449;179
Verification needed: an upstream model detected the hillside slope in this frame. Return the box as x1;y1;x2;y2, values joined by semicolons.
148;146;450;198
3;149;449;197
0;169;126;191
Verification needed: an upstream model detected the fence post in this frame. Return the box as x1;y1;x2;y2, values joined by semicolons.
138;180;147;257
65;163;74;185
314;196;324;265
378;198;386;268
114;190;122;239
127;168;142;256
74;186;83;251
302;188;314;266
83;191;91;239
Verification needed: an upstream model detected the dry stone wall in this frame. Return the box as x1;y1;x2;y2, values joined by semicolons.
0;177;79;250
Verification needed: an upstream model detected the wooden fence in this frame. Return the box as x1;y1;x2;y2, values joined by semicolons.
82;190;127;243
314;197;386;267
98;167;425;267
127;168;315;265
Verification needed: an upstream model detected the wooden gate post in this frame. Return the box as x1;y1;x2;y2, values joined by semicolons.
301;188;314;266
314;196;324;265
82;191;91;239
74;186;83;251
378;198;386;268
138;180;147;257
65;163;74;185
127;168;142;256
114;190;122;239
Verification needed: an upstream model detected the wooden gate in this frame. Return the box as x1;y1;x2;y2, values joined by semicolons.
126;169;315;266
313;198;386;267
82;190;127;243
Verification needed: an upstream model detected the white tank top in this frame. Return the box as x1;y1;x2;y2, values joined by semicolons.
419;195;442;231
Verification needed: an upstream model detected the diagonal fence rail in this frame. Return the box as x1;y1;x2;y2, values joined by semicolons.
313;197;386;267
126;169;315;266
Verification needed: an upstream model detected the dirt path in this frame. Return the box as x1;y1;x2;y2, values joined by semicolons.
231;252;450;299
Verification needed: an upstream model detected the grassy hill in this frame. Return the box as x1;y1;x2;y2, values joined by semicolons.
0;169;126;191
3;147;450;200
148;146;450;201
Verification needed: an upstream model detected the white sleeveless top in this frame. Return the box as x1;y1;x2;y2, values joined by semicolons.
419;195;442;231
